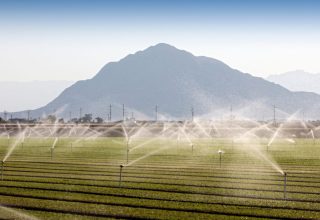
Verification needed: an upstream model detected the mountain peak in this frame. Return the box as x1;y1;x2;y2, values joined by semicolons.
149;43;178;50
143;43;189;56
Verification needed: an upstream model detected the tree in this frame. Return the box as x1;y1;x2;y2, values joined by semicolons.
81;114;92;123
47;115;57;123
95;117;104;123
70;118;78;123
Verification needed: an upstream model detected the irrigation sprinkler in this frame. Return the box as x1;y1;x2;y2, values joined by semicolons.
0;162;3;180
218;150;223;168
284;172;287;199
191;144;194;154
119;165;124;187
70;143;73;152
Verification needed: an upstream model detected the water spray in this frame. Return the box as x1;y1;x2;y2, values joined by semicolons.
176;136;180;148
284;172;287;199
119;164;124;187
126;140;130;164
310;129;315;145
51;137;58;160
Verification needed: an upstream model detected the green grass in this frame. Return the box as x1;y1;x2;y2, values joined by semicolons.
0;137;320;219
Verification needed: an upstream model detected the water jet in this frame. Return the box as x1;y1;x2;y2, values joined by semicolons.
310;129;315;145
126;140;129;164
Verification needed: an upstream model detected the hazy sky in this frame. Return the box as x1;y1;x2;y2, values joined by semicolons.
1;0;320;81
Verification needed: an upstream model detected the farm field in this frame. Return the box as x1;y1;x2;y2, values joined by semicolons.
0;136;320;220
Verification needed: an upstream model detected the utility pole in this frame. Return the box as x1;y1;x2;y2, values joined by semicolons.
191;106;194;122
122;104;125;121
69;111;72;122
155;105;158;121
109;104;112;122
4;111;7;121
27;110;30;122
79;108;82;122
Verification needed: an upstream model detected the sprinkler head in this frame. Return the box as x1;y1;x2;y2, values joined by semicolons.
283;171;287;199
119;164;124;187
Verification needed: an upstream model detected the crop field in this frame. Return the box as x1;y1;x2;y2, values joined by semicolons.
0;135;319;220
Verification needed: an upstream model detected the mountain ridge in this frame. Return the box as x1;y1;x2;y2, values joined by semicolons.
11;43;320;120
267;70;320;95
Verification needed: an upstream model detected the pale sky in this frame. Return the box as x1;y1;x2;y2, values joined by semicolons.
1;0;320;81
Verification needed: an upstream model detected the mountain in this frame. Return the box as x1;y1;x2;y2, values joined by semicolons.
0;81;74;112
267;70;320;94
12;44;320;120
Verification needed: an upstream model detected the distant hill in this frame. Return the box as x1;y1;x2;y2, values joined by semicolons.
0;81;74;112
267;70;320;94
12;44;320;120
